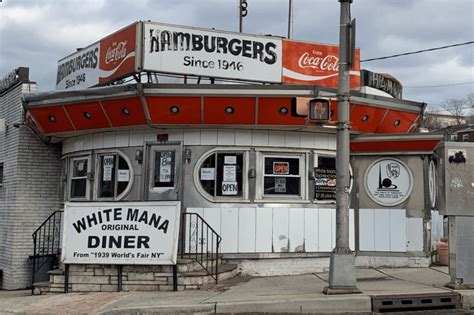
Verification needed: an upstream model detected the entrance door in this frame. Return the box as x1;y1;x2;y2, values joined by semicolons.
145;144;182;200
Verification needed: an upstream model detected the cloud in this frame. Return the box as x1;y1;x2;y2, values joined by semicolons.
0;0;472;106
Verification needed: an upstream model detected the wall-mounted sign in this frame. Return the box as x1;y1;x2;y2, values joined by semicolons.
56;23;138;90
143;22;282;83
62;201;180;265
360;70;403;99
282;40;360;89
365;158;413;206
314;156;337;201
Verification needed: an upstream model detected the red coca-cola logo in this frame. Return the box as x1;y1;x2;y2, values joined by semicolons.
105;40;128;65
297;51;339;72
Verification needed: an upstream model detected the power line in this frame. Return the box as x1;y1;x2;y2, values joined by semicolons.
405;81;474;88
361;41;474;62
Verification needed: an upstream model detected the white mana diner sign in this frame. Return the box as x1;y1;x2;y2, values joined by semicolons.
62;201;181;265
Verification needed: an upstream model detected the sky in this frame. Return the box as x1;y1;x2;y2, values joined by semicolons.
0;0;473;112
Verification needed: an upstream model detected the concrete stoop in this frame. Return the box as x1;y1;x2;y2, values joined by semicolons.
32;258;239;294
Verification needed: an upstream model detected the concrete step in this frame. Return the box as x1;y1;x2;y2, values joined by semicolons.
32;281;50;295
177;256;223;272
177;263;240;287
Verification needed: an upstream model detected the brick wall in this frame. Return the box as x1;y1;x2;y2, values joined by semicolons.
0;82;62;289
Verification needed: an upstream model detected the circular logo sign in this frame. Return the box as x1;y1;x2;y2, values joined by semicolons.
364;158;414;207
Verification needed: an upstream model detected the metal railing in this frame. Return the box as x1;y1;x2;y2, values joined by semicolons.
180;212;222;282
30;210;63;292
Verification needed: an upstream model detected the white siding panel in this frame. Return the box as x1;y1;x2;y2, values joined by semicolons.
144;129;157;142
238;207;256;252
289;208;305;252
82;134;93;150
318;208;333;252
268;131;285;147
63;138;74;154
220;208;239;253
103;132;116;148
284;131;300;148
314;134;329;150
167;129;184;142
235;129;252;145
300;133;315;149
359;209;375;251
389;209;407;252
203;208;221;235
406;217;424;252
272;208;290;252
200;129;218;145
255;207;272;252
252;130;269;147
374;210;390;251
349;208;355;251
92;133;104;149
304;209;319;252
129;130;144;146
331;207;336;249
73;137;84;152
115;131;130;147
183;129;201;145
327;134;337;150
217;129;235;145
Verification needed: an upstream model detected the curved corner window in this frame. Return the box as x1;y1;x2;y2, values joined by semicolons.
197;151;245;200
97;152;132;200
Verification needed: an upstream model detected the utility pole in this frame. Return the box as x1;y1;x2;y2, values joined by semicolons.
288;0;293;39
324;0;360;295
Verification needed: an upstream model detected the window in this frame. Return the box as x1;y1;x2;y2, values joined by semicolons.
97;153;132;199
257;152;307;200
70;157;90;199
314;155;337;202
0;162;3;187
196;151;245;200
463;134;469;142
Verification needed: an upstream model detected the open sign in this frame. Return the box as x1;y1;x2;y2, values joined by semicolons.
221;181;238;195
273;162;289;175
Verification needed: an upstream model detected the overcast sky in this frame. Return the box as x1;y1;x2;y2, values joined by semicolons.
0;0;473;112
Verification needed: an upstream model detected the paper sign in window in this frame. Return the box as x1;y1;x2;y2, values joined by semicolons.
200;168;215;180
159;152;172;182
103;156;114;181
224;156;237;164
117;169;130;182
275;177;287;193
221;181;238;195
223;165;236;181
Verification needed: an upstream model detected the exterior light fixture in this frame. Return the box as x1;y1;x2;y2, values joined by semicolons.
184;148;192;164
121;107;130;116
225;106;234;114
279;107;288;115
83;112;92;119
135;149;143;164
170;106;179;114
48;115;56;122
394;119;401;126
361;115;369;121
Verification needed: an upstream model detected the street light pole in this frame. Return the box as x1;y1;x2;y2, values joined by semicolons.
324;0;360;294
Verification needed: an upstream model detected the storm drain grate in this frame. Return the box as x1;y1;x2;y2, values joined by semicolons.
371;292;461;312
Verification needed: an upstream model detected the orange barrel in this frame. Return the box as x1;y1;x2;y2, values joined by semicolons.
437;241;449;266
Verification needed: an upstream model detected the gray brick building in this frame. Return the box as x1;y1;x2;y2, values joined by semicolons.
0;68;62;289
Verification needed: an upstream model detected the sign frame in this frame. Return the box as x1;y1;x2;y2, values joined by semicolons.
364;157;414;207
61;201;181;265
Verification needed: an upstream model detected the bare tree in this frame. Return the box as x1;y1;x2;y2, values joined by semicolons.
467;93;474;124
442;98;466;126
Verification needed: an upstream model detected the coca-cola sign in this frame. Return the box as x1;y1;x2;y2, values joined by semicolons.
105;41;128;64
282;40;360;89
298;52;339;72
56;23;138;90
